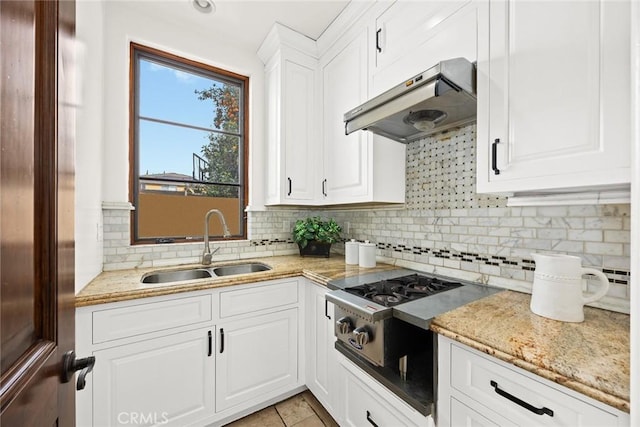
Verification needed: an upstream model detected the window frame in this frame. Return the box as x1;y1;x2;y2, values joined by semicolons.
128;43;249;244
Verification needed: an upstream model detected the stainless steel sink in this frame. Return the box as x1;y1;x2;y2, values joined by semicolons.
140;262;272;283
212;263;271;277
141;268;213;284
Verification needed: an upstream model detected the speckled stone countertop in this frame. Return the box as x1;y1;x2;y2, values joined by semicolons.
431;290;630;413
75;255;399;307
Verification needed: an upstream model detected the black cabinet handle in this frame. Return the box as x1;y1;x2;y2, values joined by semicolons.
322;179;327;197
490;380;553;417
366;410;379;427
287;177;292;196
376;28;382;53
62;350;95;391
208;330;212;357
491;138;501;175
325;299;331;320
220;328;225;353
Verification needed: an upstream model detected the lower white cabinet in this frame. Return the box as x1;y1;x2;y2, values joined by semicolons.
438;335;630;427
216;308;298;412
76;278;303;427
305;281;340;420
92;329;215;427
338;353;432;427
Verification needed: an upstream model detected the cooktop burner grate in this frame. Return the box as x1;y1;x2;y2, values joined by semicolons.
343;274;463;307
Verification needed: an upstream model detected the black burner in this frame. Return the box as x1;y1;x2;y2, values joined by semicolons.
344;274;463;307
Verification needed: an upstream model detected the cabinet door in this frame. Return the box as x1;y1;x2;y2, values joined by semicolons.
321;27;370;203
93;329;215;427
341;362;424;427
305;283;338;417
265;50;319;205
216;309;298;412
372;0;474;96
477;0;630;194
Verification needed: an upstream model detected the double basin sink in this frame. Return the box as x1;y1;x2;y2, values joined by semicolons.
141;262;271;284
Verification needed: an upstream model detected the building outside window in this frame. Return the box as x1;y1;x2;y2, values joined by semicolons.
130;43;248;243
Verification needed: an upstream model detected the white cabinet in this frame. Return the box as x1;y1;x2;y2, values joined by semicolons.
305;281;340;421
338;352;431;427
438;335;630;427
216;309;299;412
76;293;215;427
319;23;406;205
258;24;319;205
258;3;406;207
476;0;631;196
76;278;303;427
93;329;215;427
371;0;478;97
215;279;301;414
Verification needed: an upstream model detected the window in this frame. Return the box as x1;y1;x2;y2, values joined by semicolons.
130;43;248;243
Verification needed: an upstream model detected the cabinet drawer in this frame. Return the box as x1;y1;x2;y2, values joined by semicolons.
219;279;298;318
343;368;421;427
92;294;212;344
450;343;618;426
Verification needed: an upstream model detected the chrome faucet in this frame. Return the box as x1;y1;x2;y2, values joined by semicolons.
202;209;231;265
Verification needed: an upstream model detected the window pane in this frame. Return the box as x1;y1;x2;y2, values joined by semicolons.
139;58;240;133
133;45;246;243
137;185;241;239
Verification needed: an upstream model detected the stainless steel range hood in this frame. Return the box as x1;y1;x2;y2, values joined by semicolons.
344;58;477;143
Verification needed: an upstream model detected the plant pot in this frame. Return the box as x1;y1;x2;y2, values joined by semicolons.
298;241;331;258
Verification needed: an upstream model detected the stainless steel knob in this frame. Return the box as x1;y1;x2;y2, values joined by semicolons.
336;317;353;335
353;326;370;346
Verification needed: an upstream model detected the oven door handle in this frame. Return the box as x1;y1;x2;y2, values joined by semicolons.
366;410;379;427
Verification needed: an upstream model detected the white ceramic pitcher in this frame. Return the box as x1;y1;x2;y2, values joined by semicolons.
530;253;610;322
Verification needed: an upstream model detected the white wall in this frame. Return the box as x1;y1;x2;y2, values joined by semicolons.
75;1;268;292
75;0;105;292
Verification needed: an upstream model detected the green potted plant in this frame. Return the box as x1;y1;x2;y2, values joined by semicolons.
292;217;342;257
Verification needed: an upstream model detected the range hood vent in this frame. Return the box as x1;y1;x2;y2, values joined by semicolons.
344;58;477;143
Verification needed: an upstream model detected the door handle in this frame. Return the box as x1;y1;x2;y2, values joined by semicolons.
375;28;382;53
62;350;95;391
287;177;292;196
366;410;379;427
490;380;553;416
208;330;212;357
322;179;327;197
491;138;501;175
220;328;225;353
325;299;331;319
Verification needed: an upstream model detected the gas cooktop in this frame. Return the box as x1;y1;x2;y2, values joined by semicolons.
342;274;463;307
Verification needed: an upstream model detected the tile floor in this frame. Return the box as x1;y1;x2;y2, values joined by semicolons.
224;390;339;427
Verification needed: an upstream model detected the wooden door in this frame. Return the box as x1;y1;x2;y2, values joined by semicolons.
1;1;77;426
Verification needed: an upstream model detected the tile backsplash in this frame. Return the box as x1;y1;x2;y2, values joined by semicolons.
102;125;630;312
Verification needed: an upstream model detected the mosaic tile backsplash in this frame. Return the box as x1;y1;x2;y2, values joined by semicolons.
102;125;630;312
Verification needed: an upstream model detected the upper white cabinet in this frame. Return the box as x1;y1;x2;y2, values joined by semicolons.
258;2;406;207
318;7;405;205
258;24;320;205
476;0;631;197
371;0;477;97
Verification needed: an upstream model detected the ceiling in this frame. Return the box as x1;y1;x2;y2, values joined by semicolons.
123;0;351;51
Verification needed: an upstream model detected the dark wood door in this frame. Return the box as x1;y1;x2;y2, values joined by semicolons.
1;1;77;425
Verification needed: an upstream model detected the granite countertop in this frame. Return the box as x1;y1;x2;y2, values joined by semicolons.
75;254;399;307
431;290;630;413
77;257;630;413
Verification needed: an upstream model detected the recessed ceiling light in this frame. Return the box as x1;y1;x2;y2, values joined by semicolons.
193;0;215;14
